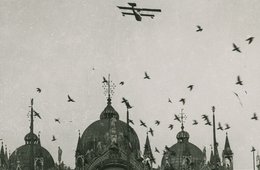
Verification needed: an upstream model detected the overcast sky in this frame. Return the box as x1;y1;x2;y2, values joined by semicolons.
1;0;260;169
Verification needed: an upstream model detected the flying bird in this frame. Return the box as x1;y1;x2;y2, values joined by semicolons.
232;43;241;53
119;81;124;85
122;97;128;103
148;128;154;136
144;72;150;79
251;113;258;120
196;25;203;32
55;118;60;123
155;120;160;126
174;114;181;122
52;135;56;141
224;124;230;130
33;111;41;119
192;120;198;125
236;76;243;85
140;120;147;128
233;92;243;107
202;114;208;120
155;147;160;153
168;124;174;130
187;85;194;91
102;77;108;83
67;95;75;102
129;119;134;125
217;122;223;131
168;98;172;103
205;119;212;126
202;114;211;126
179;98;185;105
36;88;41;93
246;37;254;44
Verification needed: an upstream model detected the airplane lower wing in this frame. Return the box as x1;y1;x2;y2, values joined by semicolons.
122;12;134;16
140;14;155;18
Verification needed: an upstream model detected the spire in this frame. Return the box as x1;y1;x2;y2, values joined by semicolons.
212;106;221;167
30;98;34;134
38;131;41;146
223;132;233;156
0;142;5;167
143;133;155;165
75;130;82;157
203;146;207;163
210;146;214;164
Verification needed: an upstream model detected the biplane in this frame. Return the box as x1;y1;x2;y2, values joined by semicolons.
117;3;161;21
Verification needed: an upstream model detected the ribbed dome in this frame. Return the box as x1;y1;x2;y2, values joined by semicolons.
24;133;38;144
161;130;204;170
9;144;55;170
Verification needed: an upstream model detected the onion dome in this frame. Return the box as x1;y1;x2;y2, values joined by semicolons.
161;129;204;170
24;133;39;144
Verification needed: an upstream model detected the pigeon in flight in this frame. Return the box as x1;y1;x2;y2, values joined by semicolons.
34;110;41;119
192;120;198;125
119;81;124;85
102;77;108;83
36;88;41;93
196;25;203;32
236;76;243;85
233;92;243;107
149;128;154;136
168;98;172;103
217;122;223;130
205;119;212;126
187;85;194;91
52;135;57;141
179;98;185;105
251;113;258;120
55;118;60;123
155;147;160;153
67;95;75;102
129;119;134;125
155;120;160;126
232;43;241;53
224;123;230;130
168;124;174;130
140;120;147;128
246;37;254;44
174;114;181;122
144;72;150;79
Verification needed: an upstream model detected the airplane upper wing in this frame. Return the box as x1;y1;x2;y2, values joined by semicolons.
140;8;161;12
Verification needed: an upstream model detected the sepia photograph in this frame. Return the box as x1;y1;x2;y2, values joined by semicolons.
0;0;260;170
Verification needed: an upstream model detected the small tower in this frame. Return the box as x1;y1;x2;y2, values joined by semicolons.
212;106;221;168
202;146;207;164
222;133;233;170
75;130;84;169
143;133;155;169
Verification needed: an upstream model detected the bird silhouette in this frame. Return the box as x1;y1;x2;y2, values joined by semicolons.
246;37;254;44
205;119;212;126
217;122;223;130
251;146;256;152
149;128;154;136
233;92;243;107
225;124;230;130
121;97;128;103
33;110;41;119
187;85;194;91
201;114;208;120
140;120;147;127
174;114;181;122
236;76;243;85
67;95;75;102
102;77;108;83
155;147;160;153
232;43;241;53
168;124;174;130
155;120;160;126
202;115;211;126
119;81;124;85
129;119;134;125
251;113;258;120
196;25;203;32
168;98;172;103
55;118;60;123
179;98;185;105
52;135;56;141
144;72;150;79
36;88;41;93
192;120;198;125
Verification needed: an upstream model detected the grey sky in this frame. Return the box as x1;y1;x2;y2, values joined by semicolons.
1;0;260;169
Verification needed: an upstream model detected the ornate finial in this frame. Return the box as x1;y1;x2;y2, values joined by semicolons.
180;109;187;131
212;106;215;113
102;74;116;105
29;98;34;134
78;130;80;137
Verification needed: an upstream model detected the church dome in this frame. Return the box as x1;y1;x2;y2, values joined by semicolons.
161;130;204;170
9;133;55;170
80;103;140;155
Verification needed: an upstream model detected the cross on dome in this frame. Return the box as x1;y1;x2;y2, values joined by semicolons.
102;74;116;105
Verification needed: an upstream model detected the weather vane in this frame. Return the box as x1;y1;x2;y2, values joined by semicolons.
102;74;116;104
